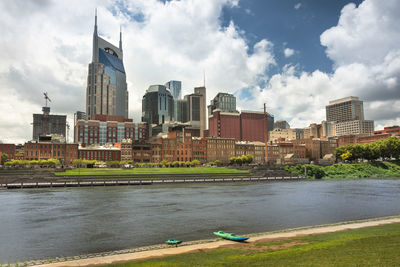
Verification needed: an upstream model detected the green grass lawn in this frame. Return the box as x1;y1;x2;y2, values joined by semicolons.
103;222;400;266
55;167;249;176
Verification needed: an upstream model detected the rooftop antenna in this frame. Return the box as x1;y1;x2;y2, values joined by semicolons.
95;8;98;30
119;25;122;50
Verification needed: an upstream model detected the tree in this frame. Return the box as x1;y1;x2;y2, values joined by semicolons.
47;159;60;166
340;151;352;161
382;136;400;159
244;155;254;164
230;157;237;165
1;153;9;164
214;160;221;166
161;160;168;167
191;160;200;167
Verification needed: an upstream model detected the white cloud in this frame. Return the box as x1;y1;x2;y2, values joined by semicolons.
294;3;302;10
1;0;399;144
239;0;400;129
0;0;275;143
284;48;295;58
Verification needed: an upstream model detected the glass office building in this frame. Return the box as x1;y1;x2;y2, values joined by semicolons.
165;80;182;99
142;85;174;125
86;13;128;120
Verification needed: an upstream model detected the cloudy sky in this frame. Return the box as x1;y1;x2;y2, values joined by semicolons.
1;0;399;143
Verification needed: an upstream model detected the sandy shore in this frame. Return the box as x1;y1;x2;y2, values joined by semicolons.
34;216;400;267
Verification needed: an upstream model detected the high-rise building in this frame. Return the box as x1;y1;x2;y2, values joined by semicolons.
86;12;128;120
274;120;290;130
32;109;66;141
194;87;206;137
173;99;188;123
142;85;174;136
184;87;206;137
74;111;86;124
326;96;364;122
326;96;373;136
208;92;237;116
165;80;182;99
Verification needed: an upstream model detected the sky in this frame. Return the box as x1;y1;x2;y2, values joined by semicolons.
0;0;399;144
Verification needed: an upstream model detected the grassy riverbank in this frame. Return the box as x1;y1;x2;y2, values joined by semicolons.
284;161;400;179
103;222;400;267
55;167;249;176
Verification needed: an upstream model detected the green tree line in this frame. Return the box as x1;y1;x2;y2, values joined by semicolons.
335;136;400;161
3;159;60;167
229;155;254;165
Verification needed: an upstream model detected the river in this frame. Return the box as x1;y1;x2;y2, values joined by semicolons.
1;179;400;263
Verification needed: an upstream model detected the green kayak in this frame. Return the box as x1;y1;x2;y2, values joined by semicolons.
166;238;182;245
213;231;249;241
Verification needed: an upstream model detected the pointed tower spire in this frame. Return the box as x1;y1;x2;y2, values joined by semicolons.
94;8;98;36
119;25;122;51
92;8;99;62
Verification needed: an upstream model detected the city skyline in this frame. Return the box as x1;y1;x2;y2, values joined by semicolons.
1;0;399;143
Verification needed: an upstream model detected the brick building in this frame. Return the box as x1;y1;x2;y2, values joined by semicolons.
208;110;241;140
120;139;132;161
235;142;255;158
78;146;121;161
208;109;274;142
206;137;235;164
151;140;162;163
132;141;151;163
374;126;400;136
292;138;337;163
0;144;16;160
266;142;307;165
24;141;78;165
252;142;265;164
192;137;207;163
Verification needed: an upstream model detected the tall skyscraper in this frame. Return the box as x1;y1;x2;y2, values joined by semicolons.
86;11;128;120
165;80;182;99
326;96;364;122
194;87;206;137
173;99;188;122
142;85;174;136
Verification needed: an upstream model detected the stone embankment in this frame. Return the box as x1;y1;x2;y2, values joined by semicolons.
0;169;303;189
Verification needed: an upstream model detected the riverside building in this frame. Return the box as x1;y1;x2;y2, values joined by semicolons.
74;115;147;146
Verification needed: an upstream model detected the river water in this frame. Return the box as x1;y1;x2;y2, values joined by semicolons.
1;179;400;263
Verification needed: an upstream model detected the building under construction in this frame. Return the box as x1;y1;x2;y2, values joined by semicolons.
32;93;67;141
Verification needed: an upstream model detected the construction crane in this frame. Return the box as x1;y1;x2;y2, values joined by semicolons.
43;92;51;107
42;92;52;136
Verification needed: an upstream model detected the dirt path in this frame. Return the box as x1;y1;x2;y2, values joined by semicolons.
34;217;400;267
